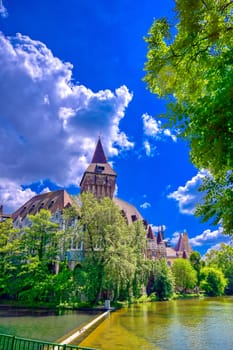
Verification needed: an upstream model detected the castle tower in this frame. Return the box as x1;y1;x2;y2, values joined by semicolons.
80;138;117;199
174;232;192;258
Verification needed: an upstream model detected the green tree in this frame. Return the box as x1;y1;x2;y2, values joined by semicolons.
60;205;82;261
0;219;21;298
205;244;233;294
200;266;227;296
129;220;151;299
18;210;61;303
22;209;59;262
150;258;174;300
172;258;197;293
189;251;203;285
78;192;147;303
144;0;233;234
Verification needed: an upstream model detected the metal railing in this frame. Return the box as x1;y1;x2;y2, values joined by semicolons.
0;333;99;350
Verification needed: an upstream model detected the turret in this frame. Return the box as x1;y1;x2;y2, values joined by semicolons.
80;138;117;199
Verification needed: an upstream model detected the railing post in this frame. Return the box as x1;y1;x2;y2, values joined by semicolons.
10;335;16;350
63;344;67;350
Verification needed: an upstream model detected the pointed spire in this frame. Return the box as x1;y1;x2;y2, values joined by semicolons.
160;225;164;239
91;137;107;164
157;229;163;244
147;225;154;239
175;233;183;252
174;232;192;257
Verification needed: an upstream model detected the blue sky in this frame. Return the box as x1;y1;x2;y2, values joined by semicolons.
0;0;230;255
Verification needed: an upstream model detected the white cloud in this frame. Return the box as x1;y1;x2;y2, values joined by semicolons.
143;140;151;156
189;227;227;247
151;225;166;233
142;113;177;140
142;113;162;137
163;128;177;142
141;113;177;157
0;32;134;190
189;227;231;256
0;1;8;17
170;227;230;254
143;140;157;157
167;170;208;214
0;179;37;213
140;202;151;209
204;241;233;257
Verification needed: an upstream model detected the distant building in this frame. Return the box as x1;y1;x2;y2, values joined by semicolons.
146;225;166;260
146;224;192;264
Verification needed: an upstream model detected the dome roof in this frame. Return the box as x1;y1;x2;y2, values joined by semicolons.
113;197;143;225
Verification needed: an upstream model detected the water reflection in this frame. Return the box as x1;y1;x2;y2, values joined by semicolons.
79;297;233;350
0;308;99;342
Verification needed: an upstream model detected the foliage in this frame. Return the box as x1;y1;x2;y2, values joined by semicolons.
189;251;203;285
205;243;233;294
172;258;197;292
0;200;150;306
195;173;233;235
150;258;175;300
1;207;231;305
200;266;227;296
0;212;74;305
0;219;21;298
22;209;60;262
144;0;233;234
77;192;149;303
129;220;151;299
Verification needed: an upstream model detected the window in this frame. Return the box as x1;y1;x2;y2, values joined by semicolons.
95;165;105;173
131;215;137;222
48;200;54;209
29;204;35;213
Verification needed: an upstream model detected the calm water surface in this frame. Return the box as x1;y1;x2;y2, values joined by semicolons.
0;308;98;342
79;297;233;350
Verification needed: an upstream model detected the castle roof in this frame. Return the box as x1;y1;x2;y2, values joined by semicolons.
80;138;116;187
157;230;163;244
147;225;154;239
81;162;117;178
91;137;107;163
174;232;192;254
113;197;143;225
12;189;73;222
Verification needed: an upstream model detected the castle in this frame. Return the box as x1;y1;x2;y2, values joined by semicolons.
1;138;192;266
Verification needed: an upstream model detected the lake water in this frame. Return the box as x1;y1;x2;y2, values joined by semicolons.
0;308;99;342
79;297;233;350
0;297;233;349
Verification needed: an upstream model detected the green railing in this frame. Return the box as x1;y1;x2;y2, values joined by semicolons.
0;333;99;350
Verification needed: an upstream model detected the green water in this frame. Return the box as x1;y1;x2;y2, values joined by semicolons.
0;308;98;342
80;297;233;350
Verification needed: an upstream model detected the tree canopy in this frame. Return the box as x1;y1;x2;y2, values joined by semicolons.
144;0;233;234
172;258;197;292
150;258;175;300
200;266;227;296
76;192;149;303
205;243;233;294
